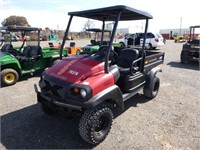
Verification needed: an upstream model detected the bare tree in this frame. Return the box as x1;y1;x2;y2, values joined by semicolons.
83;19;94;38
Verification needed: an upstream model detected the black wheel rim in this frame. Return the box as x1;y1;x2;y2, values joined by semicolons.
94;114;111;139
95;116;107;132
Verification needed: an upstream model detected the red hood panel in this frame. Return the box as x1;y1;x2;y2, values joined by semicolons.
46;55;104;83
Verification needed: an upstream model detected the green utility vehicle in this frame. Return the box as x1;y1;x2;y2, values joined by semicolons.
81;28;122;54
0;25;68;86
180;25;200;64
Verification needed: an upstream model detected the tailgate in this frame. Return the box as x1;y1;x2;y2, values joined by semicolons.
144;51;165;71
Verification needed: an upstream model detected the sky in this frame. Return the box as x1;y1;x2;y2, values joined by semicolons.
0;0;199;33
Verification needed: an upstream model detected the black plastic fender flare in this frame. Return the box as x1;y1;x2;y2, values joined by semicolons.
146;66;162;86
83;85;124;111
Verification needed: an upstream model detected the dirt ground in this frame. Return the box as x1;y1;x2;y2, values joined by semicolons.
0;40;200;150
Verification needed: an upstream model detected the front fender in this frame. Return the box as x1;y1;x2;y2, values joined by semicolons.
84;85;124;111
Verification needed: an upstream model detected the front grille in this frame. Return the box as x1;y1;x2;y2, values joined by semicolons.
40;77;66;102
39;73;92;103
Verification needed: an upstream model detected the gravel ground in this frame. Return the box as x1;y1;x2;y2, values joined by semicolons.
0;40;200;150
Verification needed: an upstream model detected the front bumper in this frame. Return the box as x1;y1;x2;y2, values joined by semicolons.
34;71;95;110
37;90;82;111
34;81;98;111
35;83;91;111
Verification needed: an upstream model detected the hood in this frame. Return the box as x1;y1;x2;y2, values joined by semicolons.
82;45;99;52
0;51;11;58
45;55;104;83
0;52;17;64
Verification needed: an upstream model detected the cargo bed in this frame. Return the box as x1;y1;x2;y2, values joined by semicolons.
144;51;165;72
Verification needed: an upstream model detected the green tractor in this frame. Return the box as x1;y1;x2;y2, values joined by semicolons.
81;28;122;54
0;25;68;86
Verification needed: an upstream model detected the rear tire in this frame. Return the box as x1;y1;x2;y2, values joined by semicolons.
79;104;113;145
0;69;19;86
143;77;160;99
145;43;152;50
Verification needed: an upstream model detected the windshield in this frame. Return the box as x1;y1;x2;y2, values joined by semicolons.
0;30;40;47
24;31;39;46
190;27;200;40
90;31;111;41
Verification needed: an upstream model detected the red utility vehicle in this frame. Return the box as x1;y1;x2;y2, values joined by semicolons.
35;5;165;145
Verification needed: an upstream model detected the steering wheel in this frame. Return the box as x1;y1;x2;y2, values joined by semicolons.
97;46;118;61
110;48;119;64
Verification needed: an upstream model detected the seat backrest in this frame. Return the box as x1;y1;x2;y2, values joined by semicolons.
1;44;13;52
70;42;75;47
114;46;123;55
117;48;139;68
190;39;199;45
22;46;31;57
48;42;54;47
29;46;41;58
102;41;108;45
91;40;97;45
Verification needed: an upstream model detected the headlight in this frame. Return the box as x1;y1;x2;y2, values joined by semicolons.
71;87;80;95
80;89;87;98
71;88;87;98
70;86;92;100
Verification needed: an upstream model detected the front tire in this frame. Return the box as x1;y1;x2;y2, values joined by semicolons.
143;77;160;99
0;69;19;86
180;51;189;64
79;104;113;145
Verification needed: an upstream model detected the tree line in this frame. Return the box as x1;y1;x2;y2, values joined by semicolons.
1;16;95;40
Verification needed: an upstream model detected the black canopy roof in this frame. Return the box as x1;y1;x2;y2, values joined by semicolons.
68;5;153;21
190;25;200;28
86;28;111;32
0;25;41;32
